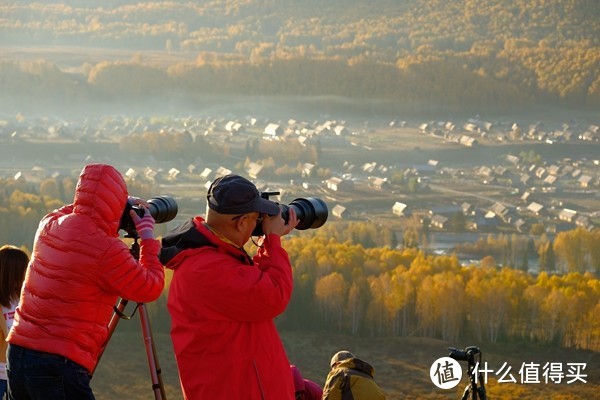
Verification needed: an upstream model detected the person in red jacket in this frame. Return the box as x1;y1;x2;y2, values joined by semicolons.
6;163;165;400
161;174;299;400
291;365;323;400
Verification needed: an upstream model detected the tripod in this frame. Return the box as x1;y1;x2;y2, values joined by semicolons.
449;346;487;400
92;238;167;400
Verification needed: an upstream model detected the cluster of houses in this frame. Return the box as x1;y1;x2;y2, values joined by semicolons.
417;117;600;147
1;113;598;236
326;151;599;234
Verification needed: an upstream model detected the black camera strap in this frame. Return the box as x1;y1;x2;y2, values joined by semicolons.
160;219;217;265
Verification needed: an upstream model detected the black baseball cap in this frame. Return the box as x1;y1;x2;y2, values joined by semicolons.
207;174;280;215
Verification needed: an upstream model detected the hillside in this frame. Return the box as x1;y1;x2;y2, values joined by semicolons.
93;327;600;399
1;0;598;116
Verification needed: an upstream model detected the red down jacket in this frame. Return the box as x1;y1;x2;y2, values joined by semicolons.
7;163;165;373
162;216;295;400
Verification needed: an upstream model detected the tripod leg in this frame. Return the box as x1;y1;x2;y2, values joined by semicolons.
460;384;470;400
138;303;167;400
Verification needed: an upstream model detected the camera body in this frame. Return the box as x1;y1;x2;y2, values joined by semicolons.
252;191;328;236
120;196;179;237
448;346;481;364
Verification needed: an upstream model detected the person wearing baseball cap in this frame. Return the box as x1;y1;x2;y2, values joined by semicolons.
206;174;281;216
161;174;299;400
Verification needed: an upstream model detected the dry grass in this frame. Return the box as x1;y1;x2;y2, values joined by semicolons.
92;323;600;400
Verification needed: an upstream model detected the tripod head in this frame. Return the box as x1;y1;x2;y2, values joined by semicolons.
449;346;481;366
448;346;487;400
123;232;140;259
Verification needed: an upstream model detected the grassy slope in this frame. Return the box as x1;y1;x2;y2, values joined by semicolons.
92;326;600;400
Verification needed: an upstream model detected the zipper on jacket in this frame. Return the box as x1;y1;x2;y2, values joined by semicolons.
252;359;265;400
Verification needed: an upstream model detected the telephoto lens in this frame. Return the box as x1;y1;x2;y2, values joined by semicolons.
147;196;178;223
252;196;328;236
282;197;328;230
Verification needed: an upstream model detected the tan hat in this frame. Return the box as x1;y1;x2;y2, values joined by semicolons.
330;350;354;368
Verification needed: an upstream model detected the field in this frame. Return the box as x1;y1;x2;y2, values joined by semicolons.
93;321;600;400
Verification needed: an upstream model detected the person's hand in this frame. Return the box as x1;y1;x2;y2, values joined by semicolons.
131;207;155;240
261;206;299;237
128;196;150;208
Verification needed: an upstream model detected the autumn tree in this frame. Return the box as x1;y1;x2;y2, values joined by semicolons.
537;239;556;273
315;272;348;332
554;227;588;272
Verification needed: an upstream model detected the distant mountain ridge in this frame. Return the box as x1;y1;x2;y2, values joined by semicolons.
1;0;598;115
3;0;597;46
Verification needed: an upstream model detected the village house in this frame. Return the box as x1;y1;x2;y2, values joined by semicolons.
301;163;316;178
392;201;409;217
543;175;558;186
168;168;180;181
333;125;351;136
514;218;528;233
214;166;232;178
225;120;243;134
461;202;474;215
519;174;531;186
199;167;212;180
526;201;544;215
369;177;389;190
325;177;353;192
144;167;158;182
578;175;593;188
125;167;138;180
430;214;449;229
558;208;578;223
489;202;514;223
575;216;594;230
534;167;546;179
332;204;349;219
473;210;499;230
263;123;283;138
362;162;377;174
246;162;265;180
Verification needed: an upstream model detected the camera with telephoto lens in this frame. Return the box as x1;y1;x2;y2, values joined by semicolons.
120;196;179;237
448;346;481;364
252;191;328;236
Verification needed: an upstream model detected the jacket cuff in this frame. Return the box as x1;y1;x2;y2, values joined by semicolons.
263;233;282;247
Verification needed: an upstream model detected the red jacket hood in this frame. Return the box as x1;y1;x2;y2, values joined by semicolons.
73;163;128;237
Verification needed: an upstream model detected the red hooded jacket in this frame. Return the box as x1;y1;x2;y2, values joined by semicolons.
162;217;295;399
7;163;165;373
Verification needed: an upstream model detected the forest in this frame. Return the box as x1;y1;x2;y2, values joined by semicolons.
1;0;599;115
281;230;600;351
2;174;599;353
